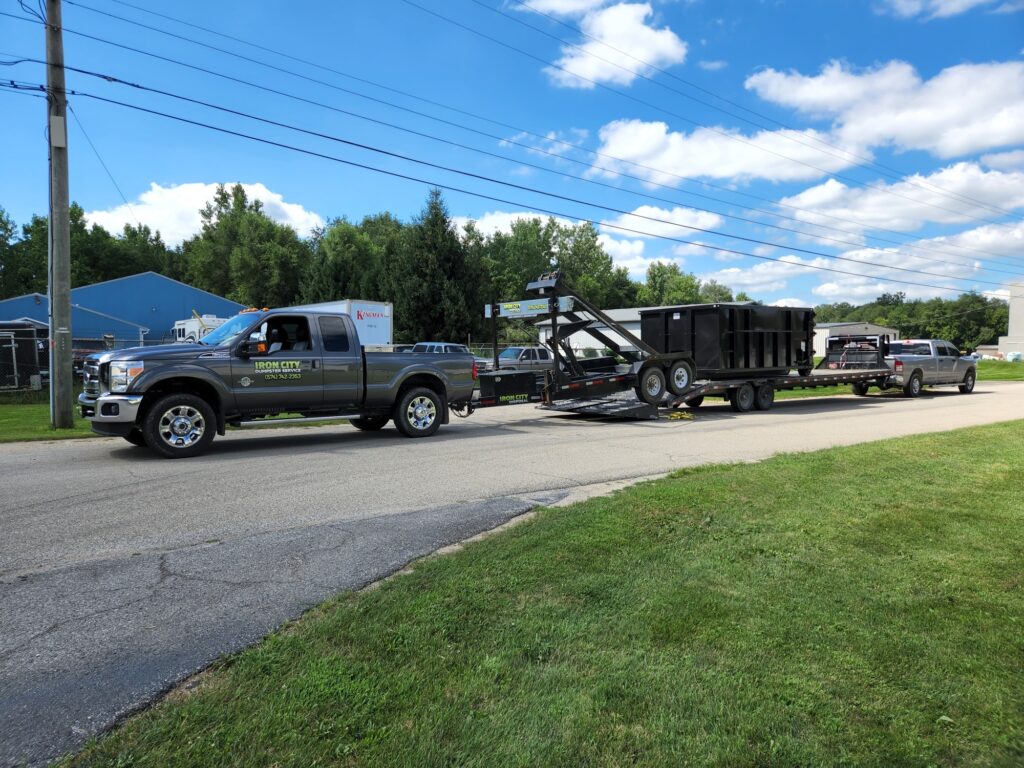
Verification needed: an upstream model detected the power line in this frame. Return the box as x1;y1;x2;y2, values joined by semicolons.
5;74;1015;289
498;0;1020;220
67;103;139;225
397;0;1014;229
9;8;1015;268
18;55;1023;280
3;79;1018;301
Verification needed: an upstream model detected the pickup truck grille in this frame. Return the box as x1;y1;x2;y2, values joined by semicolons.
83;361;101;396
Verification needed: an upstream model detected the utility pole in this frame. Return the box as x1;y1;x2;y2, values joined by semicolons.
46;0;73;428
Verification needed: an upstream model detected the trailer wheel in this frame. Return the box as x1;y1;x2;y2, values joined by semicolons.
635;366;667;405
686;395;704;408
851;382;870;397
754;384;774;411
958;369;976;394
903;371;923;398
350;415;389;431
394;387;442;437
729;383;755;412
667;360;694;396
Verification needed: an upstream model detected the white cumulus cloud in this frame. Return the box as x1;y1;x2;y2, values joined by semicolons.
745;60;1024;158
591;119;865;184
85;182;324;247
545;3;687;88
778;162;1024;237
521;0;608;15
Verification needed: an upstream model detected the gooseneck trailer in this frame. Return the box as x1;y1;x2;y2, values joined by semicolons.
474;272;895;418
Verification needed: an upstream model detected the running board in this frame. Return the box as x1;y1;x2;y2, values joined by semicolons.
233;414;361;427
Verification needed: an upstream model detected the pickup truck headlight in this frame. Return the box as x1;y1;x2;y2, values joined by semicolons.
109;361;144;392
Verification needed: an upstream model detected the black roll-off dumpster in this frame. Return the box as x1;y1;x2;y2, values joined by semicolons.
639;303;815;378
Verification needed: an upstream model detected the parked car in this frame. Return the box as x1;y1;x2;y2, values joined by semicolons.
884;339;977;397
412;341;471;355
496;345;555;371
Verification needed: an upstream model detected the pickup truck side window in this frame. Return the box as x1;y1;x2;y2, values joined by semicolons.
537;348;550;360
523;349;536;360
318;316;350;353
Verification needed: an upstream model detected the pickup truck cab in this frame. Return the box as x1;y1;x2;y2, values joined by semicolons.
496;345;554;371
79;308;477;458
886;339;977;397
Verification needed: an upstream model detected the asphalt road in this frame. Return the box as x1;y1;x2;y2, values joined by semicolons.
2;381;1023;766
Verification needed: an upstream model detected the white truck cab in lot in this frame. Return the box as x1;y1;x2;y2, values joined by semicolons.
885;339;977;397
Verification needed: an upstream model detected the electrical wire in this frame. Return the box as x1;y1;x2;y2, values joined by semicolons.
2;79;1018;301
67;103;139;225
5;73;1015;290
5;7;1014;268
397;0;1014;228
15;54;1023;279
498;0;1020;220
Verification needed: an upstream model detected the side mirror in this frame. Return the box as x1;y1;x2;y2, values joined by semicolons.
238;340;268;358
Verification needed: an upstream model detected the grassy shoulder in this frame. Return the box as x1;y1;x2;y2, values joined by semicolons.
0;402;94;441
68;421;1024;767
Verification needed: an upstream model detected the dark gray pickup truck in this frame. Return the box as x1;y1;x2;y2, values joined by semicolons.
79;308;477;458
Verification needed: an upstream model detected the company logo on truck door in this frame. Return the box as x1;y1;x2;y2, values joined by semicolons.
254;360;303;380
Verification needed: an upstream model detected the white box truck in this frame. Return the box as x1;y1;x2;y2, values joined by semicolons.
288;299;393;346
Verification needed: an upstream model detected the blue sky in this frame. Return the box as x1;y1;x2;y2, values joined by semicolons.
2;0;1023;306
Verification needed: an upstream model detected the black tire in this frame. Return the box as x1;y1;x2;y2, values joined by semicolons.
634;366;667;405
754;384;774;411
958;369;976;394
798;367;813;377
393;387;443;438
903;371;923;398
142;393;216;459
123;428;147;447
686;395;704;408
667;360;694;396
729;383;755;413
350;415;390;431
851;382;870;397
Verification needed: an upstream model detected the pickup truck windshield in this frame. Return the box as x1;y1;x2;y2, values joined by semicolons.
499;347;523;359
198;313;261;346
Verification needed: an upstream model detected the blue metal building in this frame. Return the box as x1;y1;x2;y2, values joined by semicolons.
0;272;243;345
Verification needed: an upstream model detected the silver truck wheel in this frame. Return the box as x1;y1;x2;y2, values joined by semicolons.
903;372;923;398
667;360;694;396
142;393;216;458
634;366;666;405
395;387;442;437
958;370;976;393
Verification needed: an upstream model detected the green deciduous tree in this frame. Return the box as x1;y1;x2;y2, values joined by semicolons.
639;261;700;306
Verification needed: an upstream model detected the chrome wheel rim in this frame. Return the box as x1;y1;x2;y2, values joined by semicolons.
158;405;205;449
965;373;974;390
672;366;690;390
644;373;662;397
406;396;436;430
911;377;921;394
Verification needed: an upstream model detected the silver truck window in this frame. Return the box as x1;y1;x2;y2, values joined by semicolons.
318;316;349;353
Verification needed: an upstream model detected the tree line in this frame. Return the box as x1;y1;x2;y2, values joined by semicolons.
0;185;1009;347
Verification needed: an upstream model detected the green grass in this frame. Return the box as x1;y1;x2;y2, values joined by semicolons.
67;422;1024;767
0;402;94;442
976;359;1024;380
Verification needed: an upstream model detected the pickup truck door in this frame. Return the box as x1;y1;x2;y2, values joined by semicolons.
231;314;323;414
317;315;362;408
935;342;958;383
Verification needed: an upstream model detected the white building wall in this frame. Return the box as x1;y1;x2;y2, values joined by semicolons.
998;282;1024;357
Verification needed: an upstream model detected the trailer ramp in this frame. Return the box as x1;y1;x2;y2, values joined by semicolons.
539;392;659;420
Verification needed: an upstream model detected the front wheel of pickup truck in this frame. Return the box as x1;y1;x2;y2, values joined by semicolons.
394;387;442;438
143;393;216;458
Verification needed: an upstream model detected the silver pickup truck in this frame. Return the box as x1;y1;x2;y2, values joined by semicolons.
886;339;977;397
79;308;477;458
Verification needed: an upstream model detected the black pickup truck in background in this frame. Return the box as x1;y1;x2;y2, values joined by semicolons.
79;308;477;458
